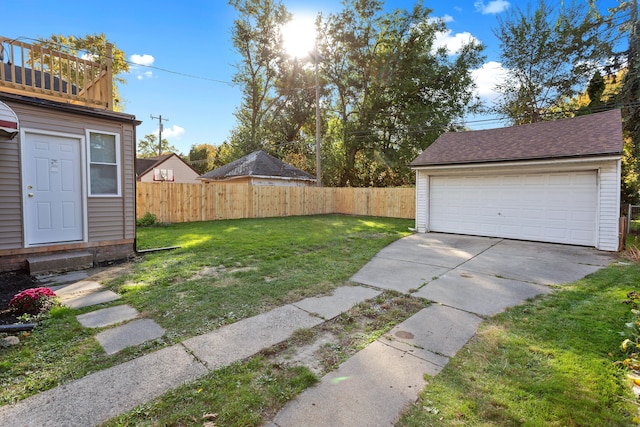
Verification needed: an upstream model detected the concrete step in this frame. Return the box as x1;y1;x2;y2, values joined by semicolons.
27;252;93;275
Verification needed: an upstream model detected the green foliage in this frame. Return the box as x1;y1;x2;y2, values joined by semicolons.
135;212;157;227
136;133;178;158
493;0;616;124
318;0;484;186
228;0;484;187
32;33;129;111
187;143;218;174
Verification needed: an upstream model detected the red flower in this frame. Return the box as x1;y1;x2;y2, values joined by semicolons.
8;287;57;315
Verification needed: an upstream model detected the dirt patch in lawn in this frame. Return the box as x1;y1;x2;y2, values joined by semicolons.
261;291;428;377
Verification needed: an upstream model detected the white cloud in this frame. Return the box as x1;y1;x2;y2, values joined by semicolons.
471;61;507;101
161;125;185;139
130;54;155;66
440;14;454;23
433;30;479;55
474;0;510;14
129;54;155;79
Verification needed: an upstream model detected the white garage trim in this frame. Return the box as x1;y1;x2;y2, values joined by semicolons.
414;158;621;251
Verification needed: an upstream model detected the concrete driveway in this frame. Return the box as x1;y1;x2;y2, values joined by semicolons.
351;233;614;316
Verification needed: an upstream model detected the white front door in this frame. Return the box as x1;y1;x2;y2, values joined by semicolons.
23;132;84;245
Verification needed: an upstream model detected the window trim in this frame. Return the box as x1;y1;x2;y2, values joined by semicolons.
86;129;121;197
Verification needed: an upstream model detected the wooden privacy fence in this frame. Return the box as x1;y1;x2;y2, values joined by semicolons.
136;183;415;223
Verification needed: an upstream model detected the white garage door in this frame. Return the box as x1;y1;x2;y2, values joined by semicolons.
429;171;597;246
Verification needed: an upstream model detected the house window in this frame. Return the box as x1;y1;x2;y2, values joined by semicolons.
87;131;120;196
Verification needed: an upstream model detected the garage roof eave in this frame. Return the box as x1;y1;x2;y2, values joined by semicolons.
410;153;622;171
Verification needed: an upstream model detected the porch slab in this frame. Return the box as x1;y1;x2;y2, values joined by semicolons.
27;252;93;275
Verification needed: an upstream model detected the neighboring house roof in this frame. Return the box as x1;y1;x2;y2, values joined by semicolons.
410;109;623;167
135;153;198;178
199;150;316;181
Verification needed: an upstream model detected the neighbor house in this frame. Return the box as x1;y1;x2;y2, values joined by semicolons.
199;150;317;187
135;153;200;183
0;36;140;272
410;109;623;251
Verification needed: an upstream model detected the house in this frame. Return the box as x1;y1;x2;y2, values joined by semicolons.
0;36;140;272
199;150;317;187
135;153;200;183
410;109;623;251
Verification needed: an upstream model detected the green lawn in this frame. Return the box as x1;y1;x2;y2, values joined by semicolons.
0;215;412;406
2;215;639;426
397;263;640;426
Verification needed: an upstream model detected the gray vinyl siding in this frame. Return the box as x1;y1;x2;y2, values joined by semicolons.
0;99;136;249
0;138;22;249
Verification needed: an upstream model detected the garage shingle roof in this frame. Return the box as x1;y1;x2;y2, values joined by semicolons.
410;109;623;167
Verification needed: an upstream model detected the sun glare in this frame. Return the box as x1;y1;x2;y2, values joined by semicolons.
282;15;317;59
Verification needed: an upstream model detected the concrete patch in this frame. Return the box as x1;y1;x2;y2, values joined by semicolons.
461;252;603;285
488;239;614;266
0;345;206;427
96;319;165;355
62;290;121;309
350;258;449;293
183;305;323;369
384;305;483;358
270;340;436;427
76;305;139;328
293;286;381;319
376;234;497;268
414;270;552;316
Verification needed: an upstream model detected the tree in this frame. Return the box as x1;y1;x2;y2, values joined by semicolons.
137;134;178;158
318;0;484;186
32;33;129;111
188;144;218;174
229;0;291;155
493;0;615;124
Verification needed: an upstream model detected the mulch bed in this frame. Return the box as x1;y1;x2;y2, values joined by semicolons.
0;271;40;325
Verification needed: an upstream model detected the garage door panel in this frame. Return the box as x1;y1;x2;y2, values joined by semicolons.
430;172;597;246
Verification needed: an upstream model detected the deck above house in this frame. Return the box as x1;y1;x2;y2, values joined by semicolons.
0;36;113;110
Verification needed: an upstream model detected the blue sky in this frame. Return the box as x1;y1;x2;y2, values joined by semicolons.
1;0;622;155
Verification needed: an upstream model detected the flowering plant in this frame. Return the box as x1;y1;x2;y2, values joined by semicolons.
8;287;57;315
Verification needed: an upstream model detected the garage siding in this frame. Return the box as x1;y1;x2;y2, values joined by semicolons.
598;160;621;251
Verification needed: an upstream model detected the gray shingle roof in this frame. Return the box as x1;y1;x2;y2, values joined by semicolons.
200;150;316;181
410;109;623;167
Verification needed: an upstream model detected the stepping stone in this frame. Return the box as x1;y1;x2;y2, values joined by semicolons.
96;319;165;355
76;305;139;328
63;290;121;309
51;280;103;296
38;270;90;286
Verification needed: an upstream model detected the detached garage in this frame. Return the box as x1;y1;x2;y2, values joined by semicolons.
410;109;623;251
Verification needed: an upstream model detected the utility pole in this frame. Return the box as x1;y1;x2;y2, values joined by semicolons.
314;40;322;187
150;114;169;156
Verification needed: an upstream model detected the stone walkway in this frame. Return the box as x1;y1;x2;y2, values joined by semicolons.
44;269;166;355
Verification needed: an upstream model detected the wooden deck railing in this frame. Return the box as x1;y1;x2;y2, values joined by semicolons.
0;36;113;110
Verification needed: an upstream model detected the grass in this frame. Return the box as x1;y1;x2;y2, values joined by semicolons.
397;263;640;426
0;215;412;406
3;215;640;426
